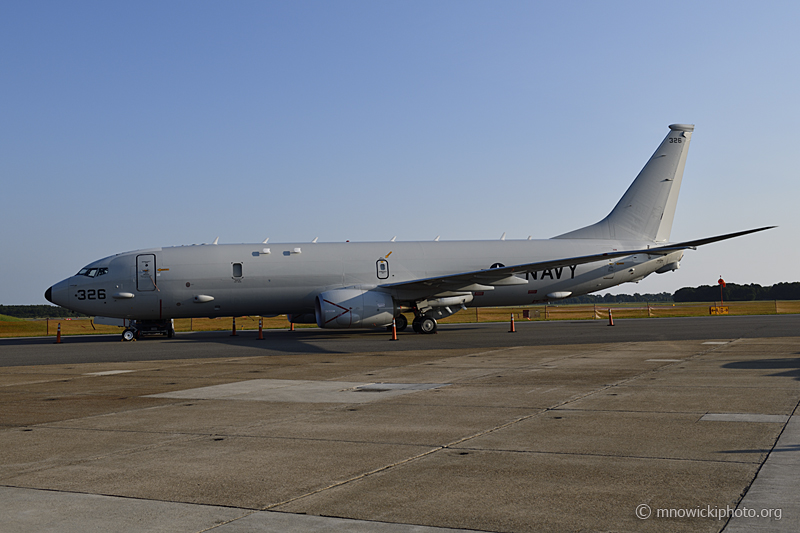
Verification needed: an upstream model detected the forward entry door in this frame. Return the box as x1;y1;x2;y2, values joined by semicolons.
137;254;157;291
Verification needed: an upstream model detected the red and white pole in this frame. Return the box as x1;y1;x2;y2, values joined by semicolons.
231;317;237;336
608;309;614;326
258;317;264;340
55;323;62;344
508;313;516;333
390;318;398;341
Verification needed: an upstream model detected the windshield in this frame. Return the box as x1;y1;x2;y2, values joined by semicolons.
76;267;108;277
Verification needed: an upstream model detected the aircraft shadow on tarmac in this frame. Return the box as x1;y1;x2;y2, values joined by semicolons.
719;444;800;455
722;357;800;381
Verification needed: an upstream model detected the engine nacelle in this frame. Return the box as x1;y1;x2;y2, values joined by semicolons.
315;289;396;329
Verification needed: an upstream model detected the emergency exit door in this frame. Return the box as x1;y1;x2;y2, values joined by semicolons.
603;262;615;280
376;259;389;280
137;254;157;291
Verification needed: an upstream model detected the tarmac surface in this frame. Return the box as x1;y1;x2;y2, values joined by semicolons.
1;315;799;532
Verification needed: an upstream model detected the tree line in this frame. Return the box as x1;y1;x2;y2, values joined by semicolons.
0;305;89;319
558;292;674;305
673;282;800;302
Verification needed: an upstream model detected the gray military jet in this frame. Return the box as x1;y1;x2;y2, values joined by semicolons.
46;124;772;339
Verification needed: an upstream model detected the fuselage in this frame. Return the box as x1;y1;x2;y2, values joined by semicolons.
46;238;682;321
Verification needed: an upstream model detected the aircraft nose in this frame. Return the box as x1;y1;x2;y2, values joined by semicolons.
46;279;70;307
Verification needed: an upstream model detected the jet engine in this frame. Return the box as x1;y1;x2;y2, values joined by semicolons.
315;289;396;329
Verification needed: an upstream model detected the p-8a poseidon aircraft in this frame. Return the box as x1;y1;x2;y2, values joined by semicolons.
46;124;772;340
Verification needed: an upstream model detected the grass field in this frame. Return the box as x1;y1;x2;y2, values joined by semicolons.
2;301;799;339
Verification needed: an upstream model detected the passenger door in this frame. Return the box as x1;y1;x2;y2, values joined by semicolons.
137;254;157;291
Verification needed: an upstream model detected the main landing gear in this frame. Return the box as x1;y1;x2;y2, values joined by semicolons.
386;314;437;334
412;316;437;334
394;314;408;332
386;314;409;333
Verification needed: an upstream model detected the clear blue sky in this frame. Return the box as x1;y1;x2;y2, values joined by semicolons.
2;1;797;304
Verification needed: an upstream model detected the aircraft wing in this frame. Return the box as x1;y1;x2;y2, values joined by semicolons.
379;226;775;295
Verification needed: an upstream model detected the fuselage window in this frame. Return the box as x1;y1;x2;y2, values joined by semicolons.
232;263;243;278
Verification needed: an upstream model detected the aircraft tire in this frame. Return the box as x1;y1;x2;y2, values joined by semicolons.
395;314;408;332
419;317;437;334
122;329;135;342
412;318;422;333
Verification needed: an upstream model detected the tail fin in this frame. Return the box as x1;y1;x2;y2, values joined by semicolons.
554;124;694;242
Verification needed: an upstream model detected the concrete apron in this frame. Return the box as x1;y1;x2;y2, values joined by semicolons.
1;335;799;532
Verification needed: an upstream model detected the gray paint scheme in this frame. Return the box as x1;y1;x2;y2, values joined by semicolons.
45;125;772;332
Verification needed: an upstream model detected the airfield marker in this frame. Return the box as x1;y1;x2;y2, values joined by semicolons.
55;323;62;344
258;318;264;340
608;309;614;326
290;322;295;331
390;318;398;341
508;313;516;333
231;317;237;336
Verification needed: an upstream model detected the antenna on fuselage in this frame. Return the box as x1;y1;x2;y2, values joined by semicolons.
262;238;269;244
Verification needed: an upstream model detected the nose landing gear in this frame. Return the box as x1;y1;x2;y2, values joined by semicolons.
121;319;175;341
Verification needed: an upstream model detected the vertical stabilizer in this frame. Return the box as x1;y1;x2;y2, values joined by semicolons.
554;124;694;242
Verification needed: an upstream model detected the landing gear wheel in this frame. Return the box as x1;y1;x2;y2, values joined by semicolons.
122;329;135;342
418;317;437;334
412;318;422;333
395;314;408;332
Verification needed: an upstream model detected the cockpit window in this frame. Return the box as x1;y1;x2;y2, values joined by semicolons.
76;267;108;277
